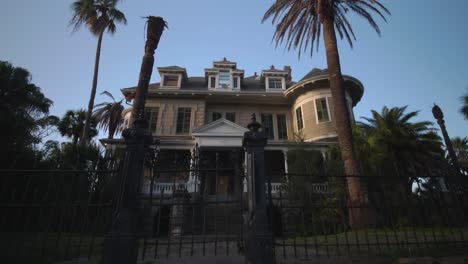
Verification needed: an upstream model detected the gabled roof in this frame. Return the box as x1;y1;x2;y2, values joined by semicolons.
192;118;248;137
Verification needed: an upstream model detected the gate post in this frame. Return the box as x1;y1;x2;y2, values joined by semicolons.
102;119;152;264
243;114;273;263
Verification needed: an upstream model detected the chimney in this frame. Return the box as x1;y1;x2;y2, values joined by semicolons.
270;65;275;70
284;66;292;80
254;72;259;80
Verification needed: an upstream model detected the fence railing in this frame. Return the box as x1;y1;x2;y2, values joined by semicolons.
1;170;467;263
0;170;117;264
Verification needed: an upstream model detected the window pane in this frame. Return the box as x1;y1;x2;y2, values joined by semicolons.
316;98;330;122
261;113;274;139
212;112;222;121
296;107;303;130
210;76;216;88
226;112;236;123
163;75;179;86
268;78;283;89
176;107;191;134
233;77;238;88
277;114;287;140
144;107;159;133
218;71;230;88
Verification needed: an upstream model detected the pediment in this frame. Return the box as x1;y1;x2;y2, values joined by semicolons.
192;118;248;137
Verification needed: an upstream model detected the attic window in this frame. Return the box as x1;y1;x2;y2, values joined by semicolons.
163;74;179;87
268;77;283;89
233;77;239;89
209;76;216;88
218;71;230;88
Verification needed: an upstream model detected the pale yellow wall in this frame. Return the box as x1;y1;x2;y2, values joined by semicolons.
145;98;205;136
140;88;354;142
291;88;339;141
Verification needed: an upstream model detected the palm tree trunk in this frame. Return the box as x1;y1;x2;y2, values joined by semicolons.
81;30;104;146
108;125;115;139
130;17;166;126
322;18;375;229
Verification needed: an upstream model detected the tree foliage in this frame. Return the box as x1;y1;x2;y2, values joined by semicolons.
461;87;468;120
57;109;98;149
357;106;446;178
262;0;390;57
451;136;468;170
69;0;127;145
93;91;124;139
0;61;57;168
70;0;127;35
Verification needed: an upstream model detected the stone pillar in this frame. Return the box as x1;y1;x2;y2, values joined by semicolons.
243;114;273;264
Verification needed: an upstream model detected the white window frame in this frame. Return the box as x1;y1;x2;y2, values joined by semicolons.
208;75;217;89
266;77;285;91
314;97;332;124
232;76;240;89
276;113;288;140
175;107;192;134
295;106;304;131
161;74;181;88
218;70;231;89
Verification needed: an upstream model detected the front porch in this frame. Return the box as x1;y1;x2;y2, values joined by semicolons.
141;118;330;197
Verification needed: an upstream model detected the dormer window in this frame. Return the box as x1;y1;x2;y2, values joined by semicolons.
205;58;244;90
157;66;187;89
209;76;216;88
268;77;283;89
162;74;180;87
218;71;230;88
233;76;239;89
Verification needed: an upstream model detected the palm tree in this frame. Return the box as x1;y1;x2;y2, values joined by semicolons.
69;0;127;146
93;91;124;139
57;109;98;149
359;106;443;178
461;88;468;119
262;0;390;228
451;137;468;168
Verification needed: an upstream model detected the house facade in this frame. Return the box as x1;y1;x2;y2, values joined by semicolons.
106;58;363;196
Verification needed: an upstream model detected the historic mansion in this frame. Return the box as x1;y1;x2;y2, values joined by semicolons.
103;58;363;196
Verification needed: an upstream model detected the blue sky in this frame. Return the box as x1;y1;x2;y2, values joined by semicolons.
1;0;467;140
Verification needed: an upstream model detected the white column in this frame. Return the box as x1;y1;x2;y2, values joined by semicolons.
186;148;196;193
282;149;289;182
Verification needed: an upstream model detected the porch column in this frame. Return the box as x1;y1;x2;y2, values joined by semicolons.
186;144;200;193
282;149;289;182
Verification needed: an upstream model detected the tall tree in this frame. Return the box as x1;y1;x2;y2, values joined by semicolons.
69;0;127;145
57;109;98;149
0;61;56;168
262;0;390;228
93;91;124;139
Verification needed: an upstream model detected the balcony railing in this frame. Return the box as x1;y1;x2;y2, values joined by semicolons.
142;181;329;195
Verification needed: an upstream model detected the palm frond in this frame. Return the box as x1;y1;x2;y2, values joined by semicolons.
262;0;390;57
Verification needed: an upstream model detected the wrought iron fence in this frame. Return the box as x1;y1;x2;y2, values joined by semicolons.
0;170;117;263
270;174;468;260
1;158;467;263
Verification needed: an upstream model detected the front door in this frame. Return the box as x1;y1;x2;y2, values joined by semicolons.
217;175;228;194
